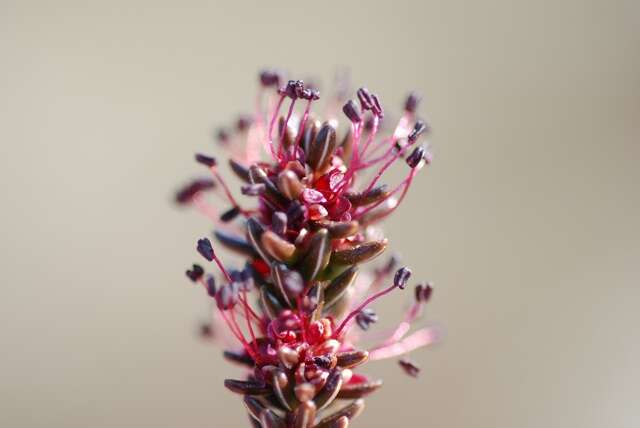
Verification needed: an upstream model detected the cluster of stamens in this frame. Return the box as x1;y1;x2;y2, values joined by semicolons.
178;69;437;428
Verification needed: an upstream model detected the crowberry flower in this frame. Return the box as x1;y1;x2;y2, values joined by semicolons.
177;70;438;427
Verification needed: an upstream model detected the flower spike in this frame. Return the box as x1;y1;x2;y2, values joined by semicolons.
177;70;439;427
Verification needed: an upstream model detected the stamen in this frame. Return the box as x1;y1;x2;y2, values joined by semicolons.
357;87;373;111
197;237;232;282
406;145;426;168
398;359;421;377
259;69;282;87
355;308;379;331
369;167;419;223
175;178;215;205
404;91;422;114
208;166;250;217
185;264;204;282
228;305;259;360
220;206;241;223
342;100;362;124
354;170;414;220
370;93;383;118
334;275;404;338
415;281;434;303
407;120;429;142
216;128;230;145
363;128;424;193
195;153;217;167
197;238;215;261
393;267;412;289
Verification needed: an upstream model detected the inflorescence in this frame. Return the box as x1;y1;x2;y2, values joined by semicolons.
177;69;437;428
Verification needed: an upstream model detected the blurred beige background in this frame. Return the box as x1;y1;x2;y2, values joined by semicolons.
1;0;639;427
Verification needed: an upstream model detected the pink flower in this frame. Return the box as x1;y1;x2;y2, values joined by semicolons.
178;70;437;427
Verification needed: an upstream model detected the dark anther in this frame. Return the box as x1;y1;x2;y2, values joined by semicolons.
301;88;320;101
216;283;239;310
282;80;305;99
399;359;421;378
259;69;282;87
370;93;384;118
175;179;215;204
216;128;230;144
223;349;254;366
394;267;412;289
342;100;362;124
236;114;253;131
406;146;426;168
220;206;241;223
199;322;213;338
379;253;400;276
355;308;379;331
185;264;204;282
229;269;243;282
393;140;404;154
213;230;256;257
408;120;429;142
364;115;376;132
404;91;422;113
229;158;251;183
206;275;217;297
195;153;217;168
415;281;434;303
197;237;215;261
356;87;373;111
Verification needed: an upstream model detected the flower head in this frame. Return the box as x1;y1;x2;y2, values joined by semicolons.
178;70;437;427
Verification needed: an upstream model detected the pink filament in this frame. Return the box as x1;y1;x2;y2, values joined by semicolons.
192;193;218;221
354;167;416;220
334;282;398;338
266;94;286;160
210;167;252;217
278;99;296;162
360;115;380;159
292;99;313;156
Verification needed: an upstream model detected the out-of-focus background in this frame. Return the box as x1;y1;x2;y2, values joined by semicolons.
1;1;639;427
